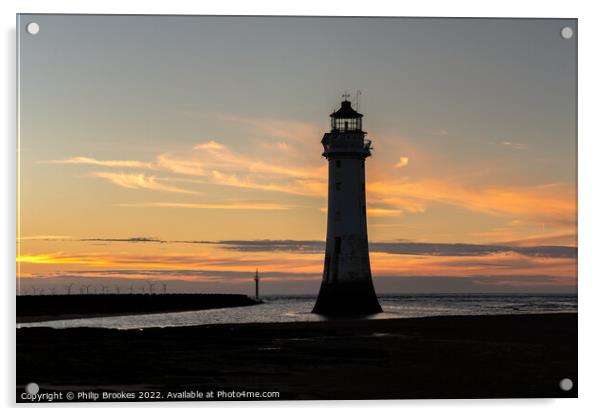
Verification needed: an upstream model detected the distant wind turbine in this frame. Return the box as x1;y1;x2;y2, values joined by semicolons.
65;283;75;295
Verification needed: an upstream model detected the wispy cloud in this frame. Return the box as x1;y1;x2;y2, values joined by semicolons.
193;140;226;151
45;115;574;241
189;140;323;179
17;253;113;266
499;141;529;150
48;156;155;169
368;179;575;222
93;172;198;194
210;240;576;259
394;156;409;168
29;237;575;259
17;249;323;274
17;235;73;241
17;247;576;291
214;113;322;144
58;139;326;197
493;232;577;247
114;201;295;210
367;208;403;217
80;237;167;243
319;207;402;217
203;170;324;196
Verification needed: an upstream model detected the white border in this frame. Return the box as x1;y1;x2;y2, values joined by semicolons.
3;1;601;414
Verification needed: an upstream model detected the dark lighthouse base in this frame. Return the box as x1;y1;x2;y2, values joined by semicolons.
312;281;383;316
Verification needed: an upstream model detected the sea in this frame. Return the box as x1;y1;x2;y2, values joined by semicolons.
17;293;577;330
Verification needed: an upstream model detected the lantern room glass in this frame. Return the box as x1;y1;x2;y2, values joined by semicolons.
331;117;362;132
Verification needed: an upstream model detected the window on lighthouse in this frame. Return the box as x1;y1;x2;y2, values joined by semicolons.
333;118;360;131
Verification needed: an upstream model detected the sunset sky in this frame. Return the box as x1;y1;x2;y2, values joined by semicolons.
17;15;577;294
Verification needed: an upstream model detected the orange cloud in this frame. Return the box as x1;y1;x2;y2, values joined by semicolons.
17;249;323;274
64;139;325;197
367;208;403;217
115;201;295;210
394;156;409;168
371;251;576;281
369;179;575;222
17;235;72;241
93;172;198;194
319;207;402;217
190;140;324;179
155;153;207;176
17;253;112;266
492;232;577;247
193;140;226;150
48;156;155;169
17;247;576;289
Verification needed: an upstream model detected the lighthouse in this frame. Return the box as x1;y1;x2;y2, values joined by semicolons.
254;269;260;300
312;96;382;315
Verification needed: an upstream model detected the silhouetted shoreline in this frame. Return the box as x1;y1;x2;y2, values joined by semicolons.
17;294;261;323
17;313;577;401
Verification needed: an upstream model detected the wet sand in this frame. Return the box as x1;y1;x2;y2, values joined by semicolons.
16;313;577;401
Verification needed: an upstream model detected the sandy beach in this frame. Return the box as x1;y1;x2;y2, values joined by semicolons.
16;313;577;401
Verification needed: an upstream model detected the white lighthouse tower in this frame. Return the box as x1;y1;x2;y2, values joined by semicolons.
312;95;382;315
